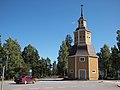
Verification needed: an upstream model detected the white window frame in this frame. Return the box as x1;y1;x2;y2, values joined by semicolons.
92;69;96;74
79;57;85;62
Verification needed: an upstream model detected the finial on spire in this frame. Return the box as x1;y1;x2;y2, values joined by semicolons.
81;4;83;17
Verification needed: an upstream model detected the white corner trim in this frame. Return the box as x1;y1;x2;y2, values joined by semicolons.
78;30;80;44
88;57;90;79
97;58;99;78
75;56;77;78
89;32;91;44
85;31;87;43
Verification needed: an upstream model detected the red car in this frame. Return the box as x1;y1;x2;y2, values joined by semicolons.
14;75;35;84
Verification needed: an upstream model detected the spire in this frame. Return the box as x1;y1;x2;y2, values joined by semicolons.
81;4;83;17
76;4;87;30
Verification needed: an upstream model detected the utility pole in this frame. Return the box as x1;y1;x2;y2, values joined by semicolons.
1;56;7;90
1;66;5;90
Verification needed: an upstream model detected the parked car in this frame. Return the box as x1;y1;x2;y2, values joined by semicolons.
14;75;35;84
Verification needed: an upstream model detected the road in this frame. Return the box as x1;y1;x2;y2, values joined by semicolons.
0;80;120;90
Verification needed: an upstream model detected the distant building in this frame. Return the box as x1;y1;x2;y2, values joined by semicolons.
68;5;98;80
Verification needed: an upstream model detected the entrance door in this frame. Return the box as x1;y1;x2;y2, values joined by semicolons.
79;70;86;80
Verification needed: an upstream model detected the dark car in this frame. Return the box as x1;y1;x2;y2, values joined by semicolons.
14;75;35;84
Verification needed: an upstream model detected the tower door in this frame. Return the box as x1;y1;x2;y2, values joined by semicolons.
79;70;86;80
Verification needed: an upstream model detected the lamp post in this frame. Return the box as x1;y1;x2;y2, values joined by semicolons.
117;70;120;80
1;56;7;90
29;69;32;76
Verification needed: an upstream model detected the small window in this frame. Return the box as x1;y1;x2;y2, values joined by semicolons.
70;69;73;73
79;57;85;62
81;21;83;24
92;70;96;73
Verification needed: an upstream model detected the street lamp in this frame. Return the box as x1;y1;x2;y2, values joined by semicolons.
29;69;32;76
117;70;120;80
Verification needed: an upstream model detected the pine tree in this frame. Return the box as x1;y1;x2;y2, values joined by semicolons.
3;38;24;79
100;44;111;78
39;57;46;77
65;34;73;48
52;61;57;76
116;30;120;51
97;52;104;79
22;44;40;77
111;45;119;76
57;41;69;76
37;57;52;77
0;35;3;76
45;57;52;76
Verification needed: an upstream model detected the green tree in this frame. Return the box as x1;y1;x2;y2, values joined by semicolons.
116;30;120;51
32;59;41;78
45;57;52;76
97;52;104;79
100;44;111;78
113;30;120;78
39;57;46;77
38;57;52;77
22;44;40;77
0;35;3;76
65;34;73;48
3;38;24;79
52;61;57;76
57;41;69;76
111;45;120;76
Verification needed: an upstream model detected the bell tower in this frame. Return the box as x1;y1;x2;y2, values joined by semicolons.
78;5;87;29
74;5;91;45
68;5;98;80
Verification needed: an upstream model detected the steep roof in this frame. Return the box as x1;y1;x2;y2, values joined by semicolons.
76;45;88;56
87;44;98;57
69;44;98;57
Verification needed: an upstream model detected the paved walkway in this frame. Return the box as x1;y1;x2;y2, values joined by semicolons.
1;80;120;90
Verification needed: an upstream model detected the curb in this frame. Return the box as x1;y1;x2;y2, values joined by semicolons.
117;83;120;87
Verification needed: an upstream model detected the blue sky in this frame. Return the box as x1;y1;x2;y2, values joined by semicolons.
0;0;120;62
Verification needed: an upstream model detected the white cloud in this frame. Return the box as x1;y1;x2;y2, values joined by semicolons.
72;21;75;25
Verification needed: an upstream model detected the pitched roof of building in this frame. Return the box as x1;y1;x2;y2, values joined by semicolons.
76;45;88;56
69;44;98;57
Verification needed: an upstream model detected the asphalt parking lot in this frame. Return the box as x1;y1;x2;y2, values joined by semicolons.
1;80;120;90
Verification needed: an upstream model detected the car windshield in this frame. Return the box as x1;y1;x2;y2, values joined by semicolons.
26;76;32;78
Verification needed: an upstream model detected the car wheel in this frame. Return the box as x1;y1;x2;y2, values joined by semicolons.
16;82;19;84
25;81;27;84
32;81;35;84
